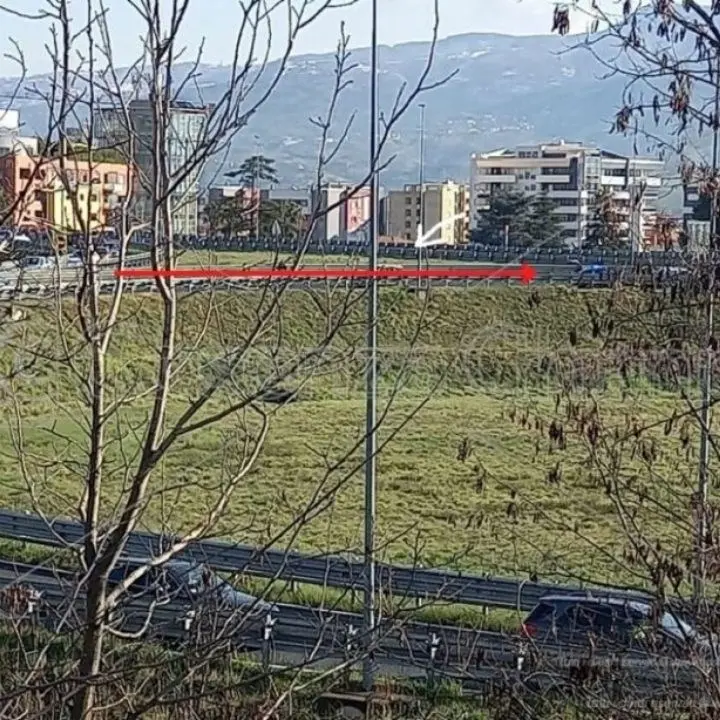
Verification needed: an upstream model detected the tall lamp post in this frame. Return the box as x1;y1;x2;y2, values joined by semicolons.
417;103;426;290
253;134;261;241
363;0;379;693
695;53;720;604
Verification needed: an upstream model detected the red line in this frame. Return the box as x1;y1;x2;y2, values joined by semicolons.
115;264;537;283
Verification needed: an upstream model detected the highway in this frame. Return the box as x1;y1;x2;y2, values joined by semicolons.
0;558;703;700
0;260;579;298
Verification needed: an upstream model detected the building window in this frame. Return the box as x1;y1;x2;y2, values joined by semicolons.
405;196;412;204
90;213;98;221
19;168;30;179
405;209;411;217
91;194;98;202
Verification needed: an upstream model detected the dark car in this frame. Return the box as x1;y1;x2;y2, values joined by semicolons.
106;558;278;648
573;263;612;287
520;592;704;659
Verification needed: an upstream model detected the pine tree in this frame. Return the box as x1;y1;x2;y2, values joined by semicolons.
475;188;534;246
528;192;563;247
225;155;279;187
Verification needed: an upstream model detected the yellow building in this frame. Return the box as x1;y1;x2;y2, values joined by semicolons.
385;181;468;244
45;159;129;236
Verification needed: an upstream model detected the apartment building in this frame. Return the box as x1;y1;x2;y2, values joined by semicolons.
469;141;664;247
385;180;468;244
309;183;371;243
0;146;129;232
93;99;209;236
681;183;712;251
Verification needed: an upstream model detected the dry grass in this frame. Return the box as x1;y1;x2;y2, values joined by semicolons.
0;285;706;590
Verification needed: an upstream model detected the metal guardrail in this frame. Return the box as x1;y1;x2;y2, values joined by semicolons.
0;558;701;698
168;237;684;266
0;510;645;613
0;262;578;298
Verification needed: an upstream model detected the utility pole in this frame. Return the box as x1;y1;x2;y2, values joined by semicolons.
254;135;261;241
695;53;720;604
362;0;379;693
254;158;261;241
417;103;426;290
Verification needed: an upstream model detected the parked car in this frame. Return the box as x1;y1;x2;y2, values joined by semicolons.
520;592;706;660
66;253;84;268
105;558;278;649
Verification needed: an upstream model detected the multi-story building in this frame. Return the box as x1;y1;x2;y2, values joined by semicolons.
385;180;468;244
0;146;130;234
93;99;209;236
469;141;664;248
309;183;371;243
681;182;713;252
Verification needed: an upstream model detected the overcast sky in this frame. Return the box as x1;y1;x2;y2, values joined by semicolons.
0;0;610;76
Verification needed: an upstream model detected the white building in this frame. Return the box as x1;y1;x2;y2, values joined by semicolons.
469;140;664;248
0;110;38;156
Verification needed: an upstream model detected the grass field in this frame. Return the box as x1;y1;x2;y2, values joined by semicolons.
0;284;706;596
175;248;478;268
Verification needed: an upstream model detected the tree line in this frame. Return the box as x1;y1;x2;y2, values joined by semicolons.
203;154;305;239
474;186;676;249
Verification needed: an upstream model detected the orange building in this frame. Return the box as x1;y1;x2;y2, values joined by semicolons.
0;151;130;234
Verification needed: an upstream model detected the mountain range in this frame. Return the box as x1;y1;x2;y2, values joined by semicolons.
0;31;687;199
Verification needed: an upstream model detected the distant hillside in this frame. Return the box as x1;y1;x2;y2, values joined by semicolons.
0;31;686;206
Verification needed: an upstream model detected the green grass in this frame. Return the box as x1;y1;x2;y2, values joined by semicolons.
0;284;708;598
175;248;484;268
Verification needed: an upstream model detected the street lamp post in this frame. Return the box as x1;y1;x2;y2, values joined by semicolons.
417;103;426;290
363;0;379;693
695;53;720;604
254;135;261;241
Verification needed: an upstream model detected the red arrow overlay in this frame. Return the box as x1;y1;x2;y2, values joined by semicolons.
115;263;537;284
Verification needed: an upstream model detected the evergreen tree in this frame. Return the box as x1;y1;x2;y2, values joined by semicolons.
528;192;563;246
225;155;279;187
259;199;304;239
474;188;534;246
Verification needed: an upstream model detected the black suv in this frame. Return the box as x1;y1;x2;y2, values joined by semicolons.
106;558;278;648
521;592;703;657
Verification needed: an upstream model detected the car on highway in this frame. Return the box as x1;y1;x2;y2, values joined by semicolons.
106;558;278;649
22;255;55;271
520;592;707;660
572;263;613;287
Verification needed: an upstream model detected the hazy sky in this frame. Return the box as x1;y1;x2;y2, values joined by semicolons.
0;0;605;76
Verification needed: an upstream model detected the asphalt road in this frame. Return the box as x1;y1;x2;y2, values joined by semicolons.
0;262;578;296
0;559;703;699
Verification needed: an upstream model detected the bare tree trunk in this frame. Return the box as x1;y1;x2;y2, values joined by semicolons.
72;573;107;720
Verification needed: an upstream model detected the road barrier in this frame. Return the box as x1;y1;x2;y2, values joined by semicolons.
0;510;648;613
0;557;700;699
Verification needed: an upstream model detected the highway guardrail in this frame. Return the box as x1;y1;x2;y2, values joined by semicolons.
0;510;648;613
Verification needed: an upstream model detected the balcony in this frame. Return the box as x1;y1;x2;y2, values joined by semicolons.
538;175;570;184
472;174;517;184
600;175;628;186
